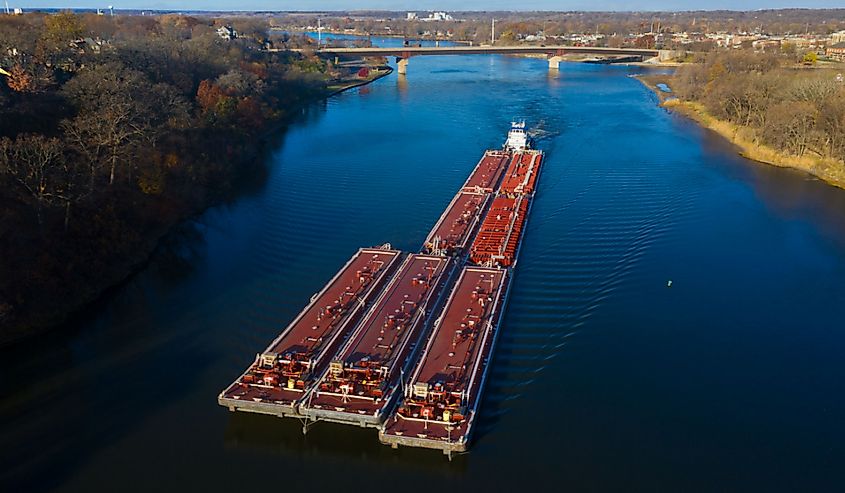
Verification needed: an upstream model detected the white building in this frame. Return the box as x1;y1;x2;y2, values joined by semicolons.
217;26;237;40
420;11;453;22
406;12;417;20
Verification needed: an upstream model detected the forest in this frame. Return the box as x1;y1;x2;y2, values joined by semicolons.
669;51;845;173
0;12;333;343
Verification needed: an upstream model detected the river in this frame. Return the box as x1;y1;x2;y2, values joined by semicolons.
2;36;845;491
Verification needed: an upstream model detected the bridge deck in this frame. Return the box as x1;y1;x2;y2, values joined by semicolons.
284;45;659;58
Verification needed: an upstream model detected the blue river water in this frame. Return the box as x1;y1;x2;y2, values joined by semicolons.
2;37;845;492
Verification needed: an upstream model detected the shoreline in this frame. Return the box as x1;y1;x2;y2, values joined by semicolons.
635;74;845;191
0;67;392;348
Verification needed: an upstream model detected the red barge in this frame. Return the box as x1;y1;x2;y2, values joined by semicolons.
379;266;509;452
423;150;509;256
380;121;543;457
300;254;455;427
218;247;401;417
219;121;543;457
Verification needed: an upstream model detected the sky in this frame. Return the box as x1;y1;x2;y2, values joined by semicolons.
15;0;845;12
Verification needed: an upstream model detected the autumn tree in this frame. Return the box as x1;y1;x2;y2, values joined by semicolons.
43;11;85;45
6;65;34;93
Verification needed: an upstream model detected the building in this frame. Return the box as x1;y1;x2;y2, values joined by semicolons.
831;30;845;45
406;12;417;20
420;11;453;22
827;42;845;62
217;26;237;40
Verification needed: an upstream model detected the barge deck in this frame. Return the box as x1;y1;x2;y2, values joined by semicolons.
218;247;401;417
462;150;509;194
379;266;509;454
301;254;455;428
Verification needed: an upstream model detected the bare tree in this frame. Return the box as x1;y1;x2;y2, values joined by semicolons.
61;63;155;187
0;134;86;229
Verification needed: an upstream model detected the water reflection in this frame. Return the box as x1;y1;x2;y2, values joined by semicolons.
222;412;471;473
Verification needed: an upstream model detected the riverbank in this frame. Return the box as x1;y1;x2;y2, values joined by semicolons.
637;74;845;190
0;64;390;347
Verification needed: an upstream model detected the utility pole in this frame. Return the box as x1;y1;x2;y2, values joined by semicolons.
491;18;495;45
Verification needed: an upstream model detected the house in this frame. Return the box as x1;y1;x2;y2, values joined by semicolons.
217;26;237;40
826;42;845;62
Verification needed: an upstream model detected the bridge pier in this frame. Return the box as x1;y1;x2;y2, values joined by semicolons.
548;56;563;71
396;57;408;75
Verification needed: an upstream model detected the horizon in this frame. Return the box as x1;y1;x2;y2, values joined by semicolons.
11;2;845;13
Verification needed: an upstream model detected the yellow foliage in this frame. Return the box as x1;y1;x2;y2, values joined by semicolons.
137;166;164;195
164;153;180;169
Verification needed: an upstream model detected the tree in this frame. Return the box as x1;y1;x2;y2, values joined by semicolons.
197;79;226;112
817;94;845;160
61;63;156;186
43;11;85;45
6;65;34;93
0;134;85;229
607;35;624;48
781;41;797;56
761;101;818;157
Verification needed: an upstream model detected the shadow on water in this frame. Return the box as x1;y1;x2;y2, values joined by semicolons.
0;320;216;492
222;412;470;475
681;115;845;249
0;95;334;493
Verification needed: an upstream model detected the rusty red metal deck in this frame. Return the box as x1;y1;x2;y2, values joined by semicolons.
500;150;542;195
423;192;489;257
468;196;529;268
380;266;508;452
302;254;454;427
218;247;401;417
423;150;512;256
461;151;509;193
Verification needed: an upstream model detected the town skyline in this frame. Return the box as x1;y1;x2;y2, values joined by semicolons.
11;1;845;12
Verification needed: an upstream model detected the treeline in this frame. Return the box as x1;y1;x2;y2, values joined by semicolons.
0;12;331;342
275;9;845;43
671;51;845;164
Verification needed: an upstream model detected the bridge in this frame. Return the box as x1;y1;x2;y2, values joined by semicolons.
284;45;665;74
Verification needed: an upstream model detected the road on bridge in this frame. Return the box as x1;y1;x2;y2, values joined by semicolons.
287;45;659;58
278;45;663;74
